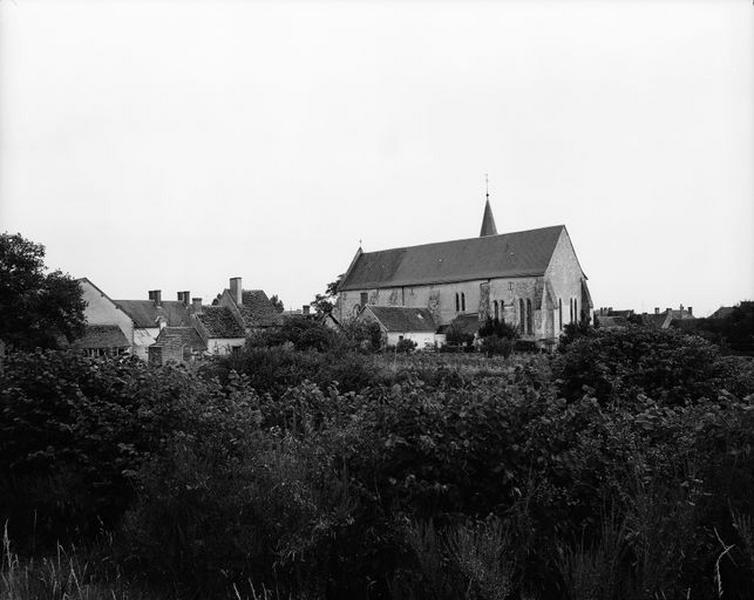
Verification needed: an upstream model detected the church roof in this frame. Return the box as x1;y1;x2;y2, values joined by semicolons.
339;225;565;291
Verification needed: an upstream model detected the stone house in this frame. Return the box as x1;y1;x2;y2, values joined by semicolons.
214;277;283;334
336;200;593;347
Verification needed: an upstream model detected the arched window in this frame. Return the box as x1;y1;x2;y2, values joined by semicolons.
500;300;505;323
519;298;525;333
493;300;499;320
461;293;466;312
455;293;460;312
574;298;578;323
526;298;533;335
569;298;573;323
559;298;563;331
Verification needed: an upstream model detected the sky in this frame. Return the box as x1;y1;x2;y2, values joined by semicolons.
1;0;752;317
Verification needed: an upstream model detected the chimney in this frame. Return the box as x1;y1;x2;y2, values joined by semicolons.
688;306;693;316
680;304;684;311
303;305;310;316
191;297;202;314
229;277;242;305
148;290;162;307
654;307;660;314
177;291;190;305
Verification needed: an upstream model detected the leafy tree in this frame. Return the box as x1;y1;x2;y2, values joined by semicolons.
311;276;341;315
0;232;86;350
269;294;285;313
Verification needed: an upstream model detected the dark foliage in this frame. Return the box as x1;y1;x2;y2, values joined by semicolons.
672;301;754;356
0;232;86;350
4;326;754;599
553;325;728;406
395;338;418;353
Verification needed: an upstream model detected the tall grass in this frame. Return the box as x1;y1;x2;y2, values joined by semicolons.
0;523;155;600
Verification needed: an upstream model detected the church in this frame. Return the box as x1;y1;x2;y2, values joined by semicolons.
335;198;592;347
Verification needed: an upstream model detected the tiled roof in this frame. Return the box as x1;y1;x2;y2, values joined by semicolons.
339;226;565;291
72;325;130;349
197;307;245;338
239;289;283;327
365;306;437;333
114;300;191;329
153;327;206;350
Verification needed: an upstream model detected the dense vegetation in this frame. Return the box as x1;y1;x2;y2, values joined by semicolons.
2;323;754;599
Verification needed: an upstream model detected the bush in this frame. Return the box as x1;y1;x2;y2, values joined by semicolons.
553;326;728;405
0;350;260;552
395;338;418;354
480;334;513;358
478;317;519;341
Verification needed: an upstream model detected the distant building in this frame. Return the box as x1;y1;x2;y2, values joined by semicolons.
71;324;130;358
357;305;437;349
640;305;695;329
214;277;283;334
193;305;246;355
336;199;593;347
593;307;635;330
148;326;207;365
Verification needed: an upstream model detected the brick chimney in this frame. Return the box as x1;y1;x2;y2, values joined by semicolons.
191;297;202;314
654;307;660;314
229;277;242;305
177;291;190;305
148;290;162;307
303;305;310;316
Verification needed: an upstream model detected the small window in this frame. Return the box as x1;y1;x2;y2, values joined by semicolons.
500;300;505;323
559;298;563;331
455;293;460;312
574;298;578;323
493;300;499;320
360;292;368;306
461;293;466;312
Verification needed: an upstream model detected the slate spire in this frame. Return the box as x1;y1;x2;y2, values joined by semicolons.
479;175;497;237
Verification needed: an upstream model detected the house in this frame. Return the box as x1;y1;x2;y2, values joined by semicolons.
77;278;137;356
640;305;695;329
148;326;206;365
71;325;131;358
335;198;593;347
114;290;193;360
357;305;437;349
193;305;246;355
214;277;283;334
593;307;635;330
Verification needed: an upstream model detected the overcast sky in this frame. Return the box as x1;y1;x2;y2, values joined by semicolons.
1;0;752;317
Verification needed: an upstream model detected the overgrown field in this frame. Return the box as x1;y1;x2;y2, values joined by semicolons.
2;326;754;599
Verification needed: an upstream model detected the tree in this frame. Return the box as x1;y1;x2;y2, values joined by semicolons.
311;276;341;315
0;232;86;350
269;294;285;313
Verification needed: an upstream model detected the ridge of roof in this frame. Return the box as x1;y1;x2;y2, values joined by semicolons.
358;224;565;256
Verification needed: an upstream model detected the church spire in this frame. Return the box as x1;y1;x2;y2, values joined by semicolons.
479;174;497;237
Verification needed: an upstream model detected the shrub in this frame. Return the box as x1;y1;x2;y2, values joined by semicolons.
553;326;727;405
395;338;418;354
480;334;513;358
